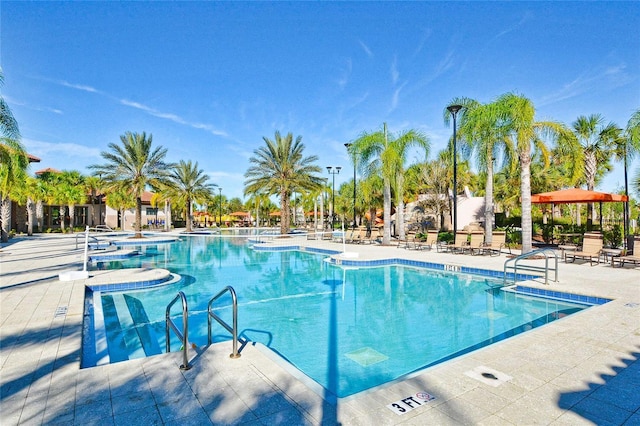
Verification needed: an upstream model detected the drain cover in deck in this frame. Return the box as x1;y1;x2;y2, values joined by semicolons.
465;366;512;387
345;347;389;366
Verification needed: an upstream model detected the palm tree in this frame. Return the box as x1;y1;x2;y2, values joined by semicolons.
558;114;622;227
90;132;173;238
163;160;217;232
447;98;514;244
84;175;103;226
350;123;430;244
418;159;451;231
105;188;136;229
494;93;567;253
617;109;640;241
9;176;38;235
59;170;87;231
244;131;323;235
0;69;28;242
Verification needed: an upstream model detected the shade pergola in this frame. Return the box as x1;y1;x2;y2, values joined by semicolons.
531;188;629;237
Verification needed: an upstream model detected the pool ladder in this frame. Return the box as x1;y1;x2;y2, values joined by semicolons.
165;286;244;370
503;248;559;286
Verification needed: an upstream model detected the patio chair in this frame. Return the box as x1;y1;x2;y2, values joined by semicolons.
612;236;640;267
464;231;485;255
481;231;509;256
439;231;469;253
397;232;422;250
566;233;603;266
421;230;439;251
344;228;357;244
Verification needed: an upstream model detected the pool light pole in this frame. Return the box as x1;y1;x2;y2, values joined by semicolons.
344;143;356;228
447;104;463;233
218;187;223;226
327;166;341;229
97;172;103;226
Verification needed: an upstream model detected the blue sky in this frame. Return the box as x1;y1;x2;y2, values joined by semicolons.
2;1;639;200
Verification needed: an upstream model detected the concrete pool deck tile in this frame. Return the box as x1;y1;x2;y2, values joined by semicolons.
1;233;639;425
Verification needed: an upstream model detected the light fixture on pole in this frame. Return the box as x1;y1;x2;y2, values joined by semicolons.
327;166;341;229
344;143;356;228
218;187;223;226
97;173;103;226
447;104;463;233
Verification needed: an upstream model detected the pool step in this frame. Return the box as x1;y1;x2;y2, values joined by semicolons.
124;294;163;356
100;295;133;363
112;294;147;359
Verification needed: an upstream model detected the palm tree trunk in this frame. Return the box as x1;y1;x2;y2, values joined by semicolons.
1;197;11;242
69;204;75;232
59;205;67;233
520;150;533;253
27;198;34;236
135;197;142;237
186;196;192;232
280;189;290;235
397;198;405;240
485;160;494;244
36;200;43;233
382;177;391;245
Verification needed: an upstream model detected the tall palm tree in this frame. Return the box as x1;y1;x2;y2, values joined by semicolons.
0;69;28;242
447;97;514;244
244;131;323;235
9;176;38;235
90;132;173;238
558;114;622;227
495;93;567;253
617;109;640;241
350;123;430;244
163;160;216;232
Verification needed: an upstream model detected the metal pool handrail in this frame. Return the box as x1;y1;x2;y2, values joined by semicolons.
503;248;559;286
165;291;191;370
208;286;244;359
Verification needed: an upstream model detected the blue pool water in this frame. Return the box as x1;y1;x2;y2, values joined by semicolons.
84;236;588;397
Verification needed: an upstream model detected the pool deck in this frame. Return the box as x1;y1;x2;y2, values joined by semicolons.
1;232;638;425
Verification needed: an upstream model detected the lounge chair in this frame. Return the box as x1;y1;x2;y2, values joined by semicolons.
464;231;485;255
481;231;509;256
612;236;640;267
306;231;317;240
344;228;357;244
566;233;603;265
439;231;469;253
421;230;439;251
397;232;422;250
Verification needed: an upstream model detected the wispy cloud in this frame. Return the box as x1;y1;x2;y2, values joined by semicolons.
23;138;101;158
118;98;227;137
390;81;408;112
358;40;373;58
493;12;532;42
337;58;353;89
4;95;63;115
412;29;433;58
539;63;633;107
391;56;399;85
42;76;228;137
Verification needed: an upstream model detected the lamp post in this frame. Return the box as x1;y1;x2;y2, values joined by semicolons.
344;143;356;228
97;173;103;226
327;166;341;229
218;187;223;226
447;104;463;233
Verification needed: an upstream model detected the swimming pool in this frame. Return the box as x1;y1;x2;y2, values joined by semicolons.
84;236;589;397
